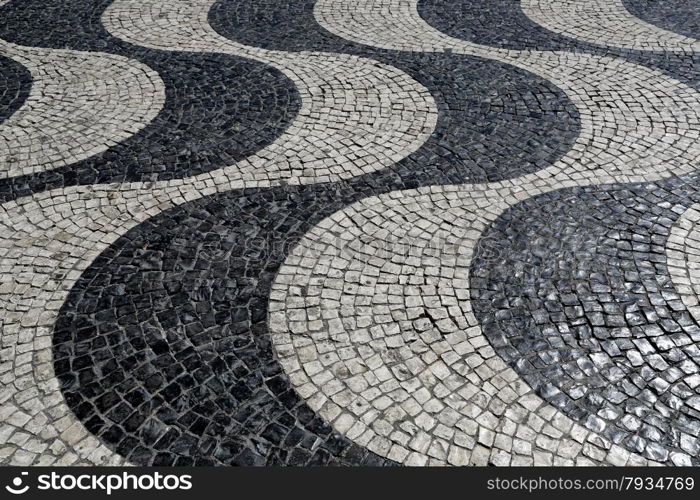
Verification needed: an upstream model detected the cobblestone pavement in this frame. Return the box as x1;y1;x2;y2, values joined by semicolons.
0;0;699;467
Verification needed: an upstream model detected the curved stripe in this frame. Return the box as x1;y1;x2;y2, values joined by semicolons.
0;186;169;465
1;183;394;465
0;42;165;179
471;175;700;465
0;180;241;465
244;55;437;184
0;54;30;124
416;0;580;51
100;0;438;185
0;0;582;192
521;0;700;52
313;0;477;52
209;0;582;185
413;0;700;94
622;0;700;41
0;0;299;199
0;146;334;463
667;204;700;325
268;184;660;465
0;52;302;201
101;0;254;54
313;0;700;187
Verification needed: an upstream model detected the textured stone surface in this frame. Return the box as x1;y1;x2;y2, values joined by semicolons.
0;42;165;178
667;204;700;329
622;0;700;41
0;54;30;124
111;0;581;185
0;0;301;198
521;0;699;52
53;187;397;466
415;0;700;89
471;175;700;465
267;185;658;466
0;0;698;467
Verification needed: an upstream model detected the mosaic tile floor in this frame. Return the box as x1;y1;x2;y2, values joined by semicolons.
0;0;699;467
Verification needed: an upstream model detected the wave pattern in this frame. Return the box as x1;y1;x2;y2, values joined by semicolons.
0;0;301;200
521;0;700;52
0;42;165;179
0;54;30;124
415;0;700;92
470;175;700;465
106;0;578;185
269;185;663;465
52;186;398;466
0;0;697;467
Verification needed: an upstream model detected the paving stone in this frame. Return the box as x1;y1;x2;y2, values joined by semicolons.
471;175;700;465
0;0;698;468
